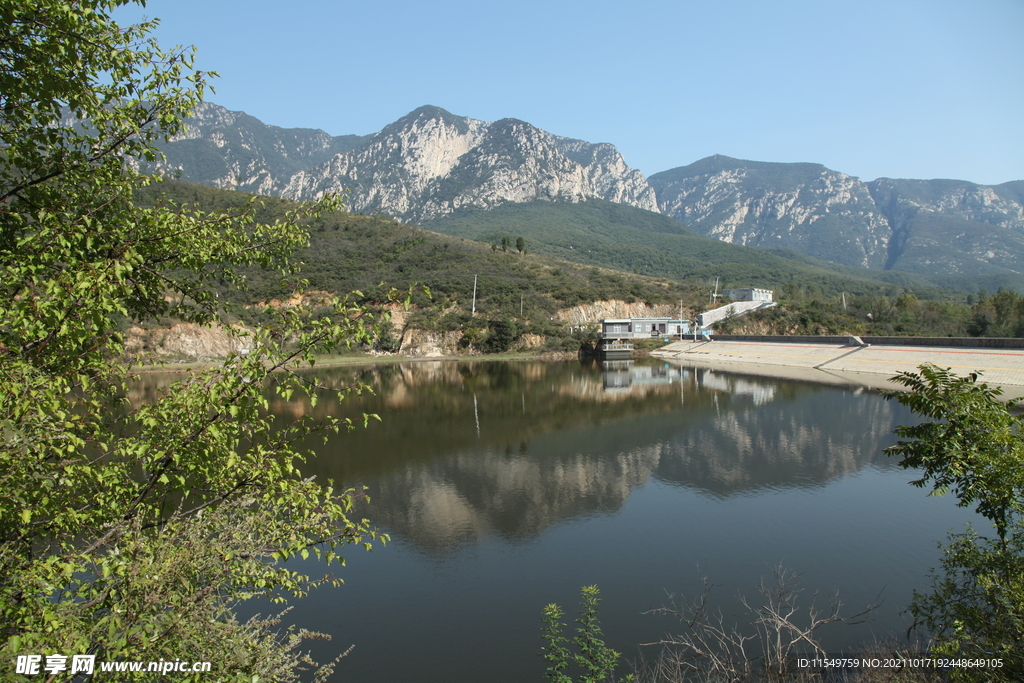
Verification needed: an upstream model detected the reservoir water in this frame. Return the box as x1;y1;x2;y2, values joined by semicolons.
158;359;980;682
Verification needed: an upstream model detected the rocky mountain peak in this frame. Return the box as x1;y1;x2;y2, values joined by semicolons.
156;105;1024;282
650;156;1024;276
158;103;656;223
650;156;890;268
375;104;480;140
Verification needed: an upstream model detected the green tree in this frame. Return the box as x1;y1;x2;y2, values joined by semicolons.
502;235;510;252
884;365;1024;543
1;2;394;679
373;319;402;352
483;317;520;353
884;365;1024;680
541;586;630;683
905;527;1024;681
517;235;525;254
894;293;919;312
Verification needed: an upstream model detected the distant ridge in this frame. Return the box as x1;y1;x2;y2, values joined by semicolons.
650;155;1024;279
157;106;1024;288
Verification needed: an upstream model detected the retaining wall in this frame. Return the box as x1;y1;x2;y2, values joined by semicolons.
653;336;1024;393
709;334;1024;349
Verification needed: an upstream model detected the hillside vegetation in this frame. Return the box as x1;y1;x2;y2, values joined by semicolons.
134;181;706;350
136;181;1024;348
422;198;951;297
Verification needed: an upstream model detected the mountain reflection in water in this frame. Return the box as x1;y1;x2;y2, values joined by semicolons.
138;359;976;683
262;360;909;556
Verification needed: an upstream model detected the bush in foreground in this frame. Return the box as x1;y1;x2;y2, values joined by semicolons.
1;2;394;679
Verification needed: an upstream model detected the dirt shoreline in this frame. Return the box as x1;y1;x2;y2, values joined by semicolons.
127;339;1024;402
127;350;578;374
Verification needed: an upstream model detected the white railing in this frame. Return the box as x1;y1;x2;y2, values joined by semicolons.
697;301;776;328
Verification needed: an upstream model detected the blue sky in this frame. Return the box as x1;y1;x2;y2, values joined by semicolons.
115;0;1023;185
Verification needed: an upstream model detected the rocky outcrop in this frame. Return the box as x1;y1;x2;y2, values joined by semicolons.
286;110;659;222
651;156;1024;275
160;103;657;223
158;106;1024;279
125;323;253;361
555;300;683;325
869;178;1024;231
156;102;369;196
397;329;463;357
124;298;665;361
650;156;893;269
867;178;1024;273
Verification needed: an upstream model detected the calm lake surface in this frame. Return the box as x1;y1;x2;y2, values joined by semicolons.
148;359;980;682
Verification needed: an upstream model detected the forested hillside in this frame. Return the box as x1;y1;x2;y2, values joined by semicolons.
139;181;965;310
134;181;705;349
132;180;1024;347
422;198;948;296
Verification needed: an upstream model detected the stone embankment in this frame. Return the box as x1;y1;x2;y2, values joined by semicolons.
653;335;1024;397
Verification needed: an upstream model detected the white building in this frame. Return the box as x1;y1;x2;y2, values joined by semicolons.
600;318;690;340
721;288;773;302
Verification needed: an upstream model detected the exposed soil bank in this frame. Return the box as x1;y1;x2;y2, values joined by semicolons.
128;349;578;374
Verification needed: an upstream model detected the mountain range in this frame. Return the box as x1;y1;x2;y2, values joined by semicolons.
157;103;1024;289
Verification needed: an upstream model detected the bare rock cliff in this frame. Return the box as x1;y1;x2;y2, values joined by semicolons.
555;300;684;325
160;104;656;223
125;323;253;361
650;157;891;269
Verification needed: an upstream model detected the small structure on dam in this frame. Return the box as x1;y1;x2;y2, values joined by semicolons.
697;290;777;330
721;288;774;302
598;292;777;358
599;317;690;358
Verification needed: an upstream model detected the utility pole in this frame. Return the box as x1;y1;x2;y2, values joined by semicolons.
471;275;478;316
842;291;847;311
679;300;684;340
520;292;524;316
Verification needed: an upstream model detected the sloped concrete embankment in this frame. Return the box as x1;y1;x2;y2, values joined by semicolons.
653;335;1024;393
